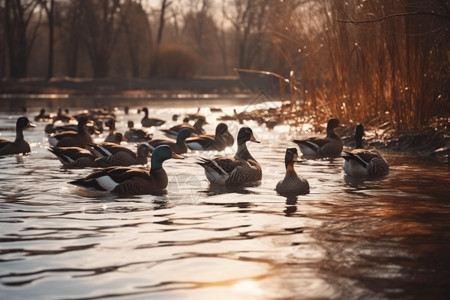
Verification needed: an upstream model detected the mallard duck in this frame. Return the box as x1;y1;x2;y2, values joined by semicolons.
45;120;102;135
54;107;75;123
94;143;151;167
276;148;309;196
104;120;119;143
69;145;183;195
48;117;93;148
49;146;102;168
342;124;389;177
124;121;152;142
0;117;35;156
146;128;191;154
160;117;207;139
34;108;51;122
86;135;129;158
186;107;205;121
186;123;234;151
293;118;343;158
141;107;165;127
196;127;262;185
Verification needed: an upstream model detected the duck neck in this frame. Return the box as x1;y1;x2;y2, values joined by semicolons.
150;156;164;171
286;161;296;172
326;128;340;139
355;135;363;149
235;141;254;161
16;126;24;140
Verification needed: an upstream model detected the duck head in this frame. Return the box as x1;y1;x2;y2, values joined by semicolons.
137;143;151;158
285;147;299;169
176;128;192;143
237;127;260;145
113;133;125;144
17;117;35;130
151;145;183;170
326;118;340;131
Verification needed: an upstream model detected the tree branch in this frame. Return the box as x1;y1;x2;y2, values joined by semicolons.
337;11;450;24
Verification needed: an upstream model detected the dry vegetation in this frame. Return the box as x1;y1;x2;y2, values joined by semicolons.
1;0;448;136
266;0;449;132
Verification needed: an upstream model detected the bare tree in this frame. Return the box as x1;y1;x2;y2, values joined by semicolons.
222;0;272;69
2;0;42;78
39;0;54;79
78;0;126;78
149;0;171;76
61;0;82;77
121;0;152;77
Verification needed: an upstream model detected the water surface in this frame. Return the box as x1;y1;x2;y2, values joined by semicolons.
0;96;449;300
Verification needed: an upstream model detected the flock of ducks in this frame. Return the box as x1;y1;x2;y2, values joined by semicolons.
0;108;389;197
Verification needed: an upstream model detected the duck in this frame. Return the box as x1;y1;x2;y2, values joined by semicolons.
34;108;52;122
186;107;205;121
44;120;102;135
124;121;152;142
0;117;35;156
276;148;309;196
146;128;192;154
48;117;93;148
48;146;102;168
342;124;389;177
293;118;343;158
92;143;151;167
69;145;183;195
196;127;262;185
186;123;234;151
86;134;129;158
160;117;207;139
141;107;165;127
53;107;75;123
104;120;119;143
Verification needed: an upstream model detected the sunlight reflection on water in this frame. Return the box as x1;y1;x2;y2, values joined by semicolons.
0;96;449;300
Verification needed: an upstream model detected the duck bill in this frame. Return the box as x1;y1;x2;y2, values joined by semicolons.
171;152;184;159
27;121;36;128
250;134;260;143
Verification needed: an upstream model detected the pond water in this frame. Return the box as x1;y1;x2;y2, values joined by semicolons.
0;95;449;300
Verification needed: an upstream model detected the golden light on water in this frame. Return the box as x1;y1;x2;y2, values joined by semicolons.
231;280;264;296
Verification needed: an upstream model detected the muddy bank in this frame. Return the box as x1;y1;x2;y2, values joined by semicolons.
1;77;448;163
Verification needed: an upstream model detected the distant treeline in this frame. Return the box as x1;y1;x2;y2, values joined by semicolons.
1;0;449;131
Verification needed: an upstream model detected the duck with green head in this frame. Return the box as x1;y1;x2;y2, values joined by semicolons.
146;128;192;154
70;145;183;195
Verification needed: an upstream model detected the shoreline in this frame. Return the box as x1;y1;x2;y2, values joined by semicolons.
1;78;448;163
0;77;246;95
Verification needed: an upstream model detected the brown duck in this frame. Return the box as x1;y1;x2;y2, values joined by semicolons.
0;117;35;156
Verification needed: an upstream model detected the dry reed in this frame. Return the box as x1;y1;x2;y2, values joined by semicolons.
266;0;449;132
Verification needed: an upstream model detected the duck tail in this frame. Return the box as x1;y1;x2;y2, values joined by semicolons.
196;157;227;176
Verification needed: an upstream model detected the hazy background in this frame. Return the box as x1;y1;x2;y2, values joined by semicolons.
1;0;449;131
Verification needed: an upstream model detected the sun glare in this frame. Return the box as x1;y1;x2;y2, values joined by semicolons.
232;280;264;296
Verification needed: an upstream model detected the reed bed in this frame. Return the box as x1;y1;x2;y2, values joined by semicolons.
266;0;449;132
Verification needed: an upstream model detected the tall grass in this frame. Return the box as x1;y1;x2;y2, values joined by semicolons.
267;0;449;131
